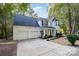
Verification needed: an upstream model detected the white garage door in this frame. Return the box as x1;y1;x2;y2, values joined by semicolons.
14;31;29;40
29;31;41;39
13;26;41;40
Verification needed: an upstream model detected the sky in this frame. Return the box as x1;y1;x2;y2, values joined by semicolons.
31;3;49;18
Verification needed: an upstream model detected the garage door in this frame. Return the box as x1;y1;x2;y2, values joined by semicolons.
14;31;41;40
28;31;41;39
14;31;29;40
13;26;41;40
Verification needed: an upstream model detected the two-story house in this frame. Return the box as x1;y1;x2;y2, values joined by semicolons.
39;17;61;38
13;15;60;40
38;18;54;38
48;17;61;37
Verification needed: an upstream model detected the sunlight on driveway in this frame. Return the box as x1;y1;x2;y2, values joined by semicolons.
17;39;79;56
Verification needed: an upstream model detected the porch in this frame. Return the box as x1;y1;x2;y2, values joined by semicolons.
41;27;54;38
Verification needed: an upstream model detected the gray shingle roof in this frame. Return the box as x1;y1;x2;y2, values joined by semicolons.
13;15;39;27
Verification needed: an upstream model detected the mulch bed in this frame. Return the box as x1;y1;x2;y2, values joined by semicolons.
0;40;17;56
51;37;79;46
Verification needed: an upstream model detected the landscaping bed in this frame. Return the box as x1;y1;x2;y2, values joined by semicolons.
51;37;79;46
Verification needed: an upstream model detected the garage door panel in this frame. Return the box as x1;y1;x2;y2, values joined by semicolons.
13;26;41;40
14;31;28;40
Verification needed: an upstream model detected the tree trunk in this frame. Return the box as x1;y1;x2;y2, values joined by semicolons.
71;19;76;34
0;23;3;38
71;6;78;35
5;19;8;40
3;17;8;40
68;5;72;34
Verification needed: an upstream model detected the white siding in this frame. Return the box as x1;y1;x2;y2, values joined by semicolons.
13;26;41;40
38;20;42;27
48;20;52;27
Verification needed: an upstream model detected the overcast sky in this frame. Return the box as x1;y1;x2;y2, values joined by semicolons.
31;3;49;18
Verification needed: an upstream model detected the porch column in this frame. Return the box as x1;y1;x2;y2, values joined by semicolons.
50;29;52;36
43;29;45;38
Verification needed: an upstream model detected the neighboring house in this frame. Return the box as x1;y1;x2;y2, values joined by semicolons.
13;15;41;40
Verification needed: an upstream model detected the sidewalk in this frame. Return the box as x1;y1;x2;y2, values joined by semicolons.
17;39;79;56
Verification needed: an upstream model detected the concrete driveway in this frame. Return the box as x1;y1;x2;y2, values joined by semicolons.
17;39;79;56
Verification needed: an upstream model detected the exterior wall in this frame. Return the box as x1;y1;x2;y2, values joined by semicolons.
52;21;61;36
13;26;41;40
48;20;52;27
38;20;42;27
48;17;61;36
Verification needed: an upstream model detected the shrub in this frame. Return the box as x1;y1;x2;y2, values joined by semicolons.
67;35;77;45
